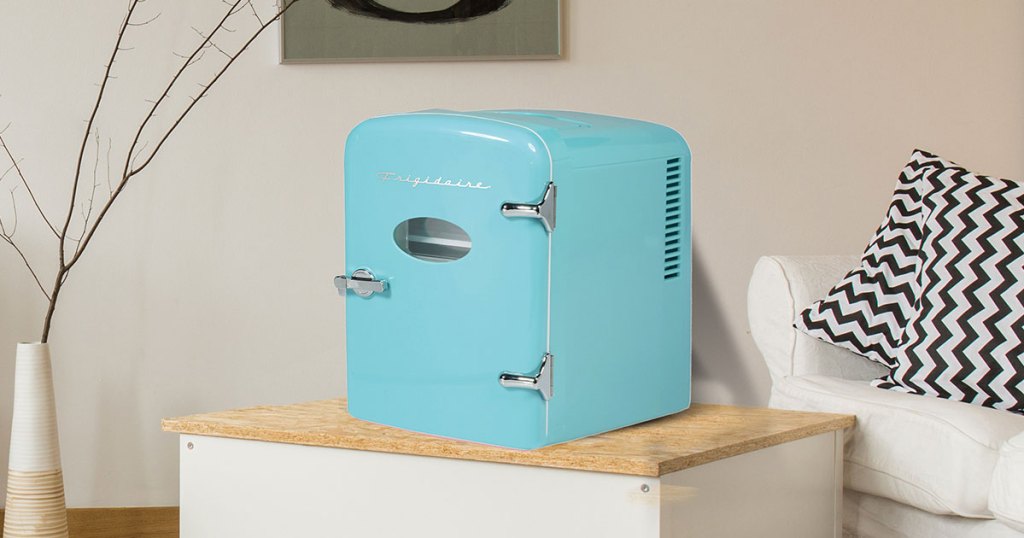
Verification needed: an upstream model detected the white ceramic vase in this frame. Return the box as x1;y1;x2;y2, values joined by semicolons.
3;342;68;538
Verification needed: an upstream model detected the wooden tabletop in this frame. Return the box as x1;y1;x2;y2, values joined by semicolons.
162;399;853;477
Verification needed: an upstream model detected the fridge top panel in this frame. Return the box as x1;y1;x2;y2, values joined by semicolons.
360;110;689;170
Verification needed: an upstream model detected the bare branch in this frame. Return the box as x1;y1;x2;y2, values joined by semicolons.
0;191;50;301
189;49;208;67
90;130;100;201
67;0;301;272
126;12;161;26
246;0;264;25
0;188;18;237
0;134;60;237
227;1;248;17
106;137;114;196
41;0;141;342
174;48;209;68
0;161;18;184
61;0;141;267
191;26;232;58
39;0;303;342
132;1;300;177
0;234;51;301
121;0;243;188
129;140;149;170
78;131;102;240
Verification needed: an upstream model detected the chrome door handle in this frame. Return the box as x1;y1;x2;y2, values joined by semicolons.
334;269;386;298
501;182;556;233
499;353;553;401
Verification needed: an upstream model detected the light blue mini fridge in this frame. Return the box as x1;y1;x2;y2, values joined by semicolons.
335;110;691;449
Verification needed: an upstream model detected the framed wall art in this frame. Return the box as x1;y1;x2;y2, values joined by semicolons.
279;0;562;63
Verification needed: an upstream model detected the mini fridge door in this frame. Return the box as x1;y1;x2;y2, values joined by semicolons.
340;113;554;449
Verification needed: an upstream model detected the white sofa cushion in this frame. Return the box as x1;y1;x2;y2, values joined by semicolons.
991;431;1024;531
846;490;1024;538
771;374;1024;518
749;255;889;384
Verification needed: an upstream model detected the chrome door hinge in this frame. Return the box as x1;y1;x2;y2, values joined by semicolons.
334;268;386;298
501;182;556;233
499;353;553;401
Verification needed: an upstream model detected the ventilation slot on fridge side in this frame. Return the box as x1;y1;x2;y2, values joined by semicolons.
664;157;682;280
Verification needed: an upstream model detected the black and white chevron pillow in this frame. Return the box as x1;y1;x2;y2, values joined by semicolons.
874;161;1024;414
795;150;954;367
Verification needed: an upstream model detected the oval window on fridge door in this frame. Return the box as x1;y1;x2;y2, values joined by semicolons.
393;217;471;263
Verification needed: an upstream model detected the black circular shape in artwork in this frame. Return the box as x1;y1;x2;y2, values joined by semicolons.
328;0;511;24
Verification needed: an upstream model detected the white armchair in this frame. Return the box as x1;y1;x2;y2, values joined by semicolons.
749;255;1024;537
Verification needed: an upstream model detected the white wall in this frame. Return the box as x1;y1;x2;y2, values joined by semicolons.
0;0;1021;507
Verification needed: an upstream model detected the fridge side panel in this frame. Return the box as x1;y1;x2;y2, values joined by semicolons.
547;152;692;444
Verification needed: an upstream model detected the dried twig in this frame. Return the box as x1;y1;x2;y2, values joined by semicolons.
60;0;141;268
0;234;50;301
19;0;303;343
126;12;161;26
0;188;18;237
192;26;233;58
0;190;50;300
0;161;18;184
0;134;59;237
130;1;300;179
0;0;303;341
121;0;243;184
69;0;300;278
78;130;102;242
105;138;114;196
246;0;264;25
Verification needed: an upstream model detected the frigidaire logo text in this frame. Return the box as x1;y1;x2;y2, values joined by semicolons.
378;172;492;190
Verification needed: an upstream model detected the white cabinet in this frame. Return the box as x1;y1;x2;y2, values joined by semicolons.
165;400;850;537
